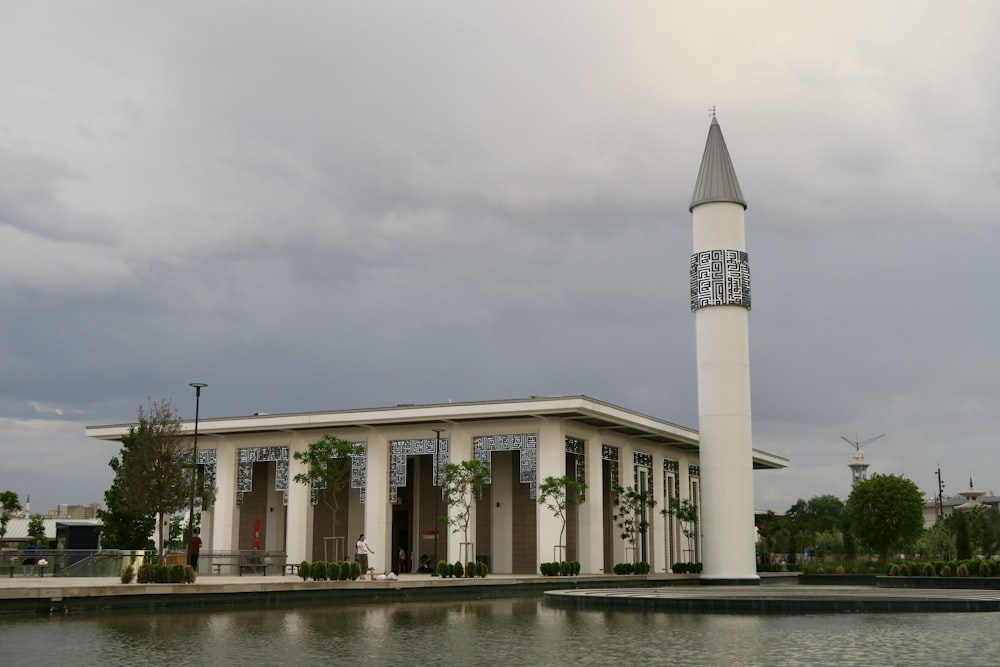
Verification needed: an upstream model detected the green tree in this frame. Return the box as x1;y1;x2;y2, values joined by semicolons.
440;459;492;564
845;473;924;564
612;484;657;563
111;399;210;563
292;435;363;559
27;514;46;546
537;475;587;560
663;497;699;561
915;519;955;559
98;429;157;550
0;490;21;542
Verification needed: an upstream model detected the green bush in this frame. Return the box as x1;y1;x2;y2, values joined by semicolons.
940;564;953;577
979;561;993;577
329;561;342;581
957;563;969;577
437;560;450;577
453;561;464;578
155;565;171;583
312;561;327;581
137;562;155;584
466;562;476;578
350;561;361;580
922;562;935;576
477;561;488;577
298;561;311;580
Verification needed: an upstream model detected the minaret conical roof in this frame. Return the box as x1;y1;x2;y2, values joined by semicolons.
689;116;747;212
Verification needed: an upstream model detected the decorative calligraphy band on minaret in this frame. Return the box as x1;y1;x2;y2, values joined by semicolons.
690;249;751;311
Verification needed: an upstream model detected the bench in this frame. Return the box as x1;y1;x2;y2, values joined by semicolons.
2;563;49;578
201;551;288;575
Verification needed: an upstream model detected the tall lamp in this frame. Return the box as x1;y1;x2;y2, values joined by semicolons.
431;428;445;576
187;382;207;566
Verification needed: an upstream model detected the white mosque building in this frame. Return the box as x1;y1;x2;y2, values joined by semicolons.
87;117;787;576
87;395;787;574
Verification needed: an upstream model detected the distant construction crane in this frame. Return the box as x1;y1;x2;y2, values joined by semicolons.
841;433;884;486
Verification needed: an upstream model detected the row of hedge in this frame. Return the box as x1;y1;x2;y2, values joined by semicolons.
671;561;702;574
889;560;1000;577
121;562;197;584
613;561;651;575
436;560;488;578
298;560;363;581
539;561;581;576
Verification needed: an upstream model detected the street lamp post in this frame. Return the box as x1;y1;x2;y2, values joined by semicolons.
187;383;207;566
431;428;445;576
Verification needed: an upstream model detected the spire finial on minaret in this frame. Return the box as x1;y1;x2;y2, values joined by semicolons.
709;105;717;119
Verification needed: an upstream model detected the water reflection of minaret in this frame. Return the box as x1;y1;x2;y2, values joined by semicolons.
689;111;757;583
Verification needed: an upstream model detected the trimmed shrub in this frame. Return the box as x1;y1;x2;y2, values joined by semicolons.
185;565;197;583
559;561;570;576
328;561;342;581
137;562;155;584
466;562;476;578
437;560;450;578
298;561;311;581
477;561;488;577
922;563;935;577
957;563;970;577
350;561;361;580
154;565;170;583
940;565;953;577
979;561;992;577
120;565;135;584
453;561;464;578
312;561;327;581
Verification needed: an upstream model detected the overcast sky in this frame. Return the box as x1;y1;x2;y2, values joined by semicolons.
2;2;998;516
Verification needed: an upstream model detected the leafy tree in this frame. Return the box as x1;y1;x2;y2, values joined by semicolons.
440;459;492;564
111;399;211;563
663;497;699;560
292;435;363;559
0;490;21;541
27;514;47;546
915;519;955;560
947;512;974;559
98;429;157;550
537;475;587;557
845;473;924;563
612;484;657;563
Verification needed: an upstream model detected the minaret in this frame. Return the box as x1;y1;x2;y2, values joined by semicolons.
689;113;758;583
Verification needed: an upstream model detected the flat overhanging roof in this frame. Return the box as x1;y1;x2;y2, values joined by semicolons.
86;394;788;470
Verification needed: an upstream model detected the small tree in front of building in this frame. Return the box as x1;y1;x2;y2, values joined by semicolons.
537;475;587;562
111;399;211;564
99;428;157;550
440;459;492;565
612;484;657;564
663;497;699;562
27;514;47;547
292;435;363;560
0;490;21;542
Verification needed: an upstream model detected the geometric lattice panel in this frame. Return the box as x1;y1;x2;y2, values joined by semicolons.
474;433;538;498
602;445;619;491
236;446;289;506
633;451;653;492
690;249;751;311
388;438;448;504
565;437;586;500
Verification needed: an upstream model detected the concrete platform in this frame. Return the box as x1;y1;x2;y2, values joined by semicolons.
545;584;1000;613
5;573;1000;615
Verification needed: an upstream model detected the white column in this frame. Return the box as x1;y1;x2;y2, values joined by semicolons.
693;200;758;582
211;443;237;552
285;441;311;565
535;418;565;565
447;424;474;564
363;431;390;573
578;435;605;574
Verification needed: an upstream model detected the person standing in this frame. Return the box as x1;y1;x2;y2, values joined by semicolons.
356;533;374;572
188;528;203;571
